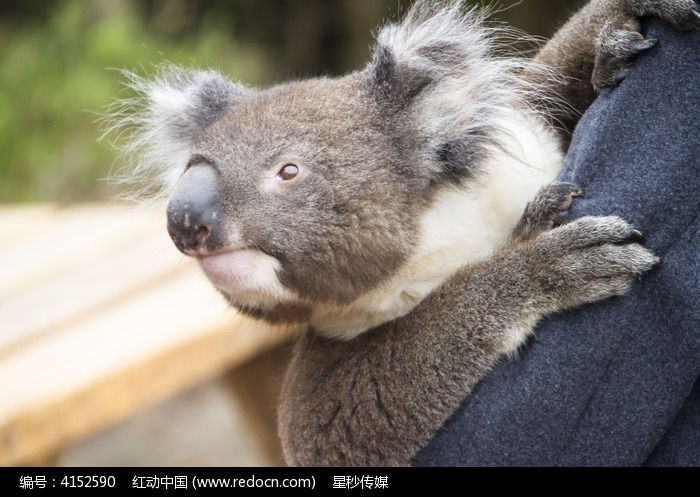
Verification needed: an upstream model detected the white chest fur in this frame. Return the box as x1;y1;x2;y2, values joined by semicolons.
311;110;564;339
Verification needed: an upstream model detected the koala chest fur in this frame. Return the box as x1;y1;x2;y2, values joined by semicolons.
114;0;676;466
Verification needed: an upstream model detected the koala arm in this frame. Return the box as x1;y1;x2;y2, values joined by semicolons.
278;185;657;467
525;0;700;138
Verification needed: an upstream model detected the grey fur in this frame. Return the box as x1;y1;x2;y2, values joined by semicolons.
279;200;658;466
109;0;698;466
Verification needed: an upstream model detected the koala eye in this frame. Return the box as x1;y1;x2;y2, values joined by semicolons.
277;163;299;181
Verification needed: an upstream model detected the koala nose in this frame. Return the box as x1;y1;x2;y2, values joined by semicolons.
167;164;222;256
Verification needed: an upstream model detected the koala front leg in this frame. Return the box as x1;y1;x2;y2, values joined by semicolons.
278;184;658;467
526;0;700;138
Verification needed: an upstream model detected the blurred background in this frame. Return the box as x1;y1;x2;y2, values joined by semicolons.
0;0;586;467
0;0;587;204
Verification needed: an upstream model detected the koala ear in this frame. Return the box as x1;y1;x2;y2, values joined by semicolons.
368;1;537;184
142;67;243;140
369;43;432;106
368;1;488;108
107;66;251;200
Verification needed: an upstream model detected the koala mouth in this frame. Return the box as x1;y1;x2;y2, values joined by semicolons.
197;248;260;291
195;246;293;309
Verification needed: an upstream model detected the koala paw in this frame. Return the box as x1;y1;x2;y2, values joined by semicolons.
530;216;659;309
592;19;657;92
513;182;583;241
637;0;700;31
595;1;700;92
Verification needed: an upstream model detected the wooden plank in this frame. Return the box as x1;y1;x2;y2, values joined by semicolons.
0;204;300;465
0;204;162;298
0;221;188;354
0;204;58;246
0;267;299;465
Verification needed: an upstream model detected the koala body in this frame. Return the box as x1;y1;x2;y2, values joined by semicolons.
142;6;564;340
114;0;698;466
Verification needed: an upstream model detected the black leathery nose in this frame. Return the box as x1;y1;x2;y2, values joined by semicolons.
166;164;221;254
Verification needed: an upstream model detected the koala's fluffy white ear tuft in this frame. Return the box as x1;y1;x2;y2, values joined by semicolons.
106;66;250;201
369;1;490;107
366;1;551;184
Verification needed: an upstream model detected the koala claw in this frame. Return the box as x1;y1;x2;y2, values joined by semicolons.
693;9;700;27
610;38;657;86
632;38;659;52
613;68;631;85
626;229;647;245
676;4;700;30
593;20;656;92
513;181;583;241
638;0;700;31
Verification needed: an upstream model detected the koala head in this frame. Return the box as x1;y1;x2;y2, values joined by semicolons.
173;75;422;323
114;2;562;338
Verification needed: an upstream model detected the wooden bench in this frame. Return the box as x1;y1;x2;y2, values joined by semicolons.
0;203;297;465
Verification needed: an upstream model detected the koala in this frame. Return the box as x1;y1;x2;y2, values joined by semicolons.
111;0;699;466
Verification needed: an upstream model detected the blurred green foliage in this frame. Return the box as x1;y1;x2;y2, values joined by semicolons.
0;0;583;203
0;0;275;202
